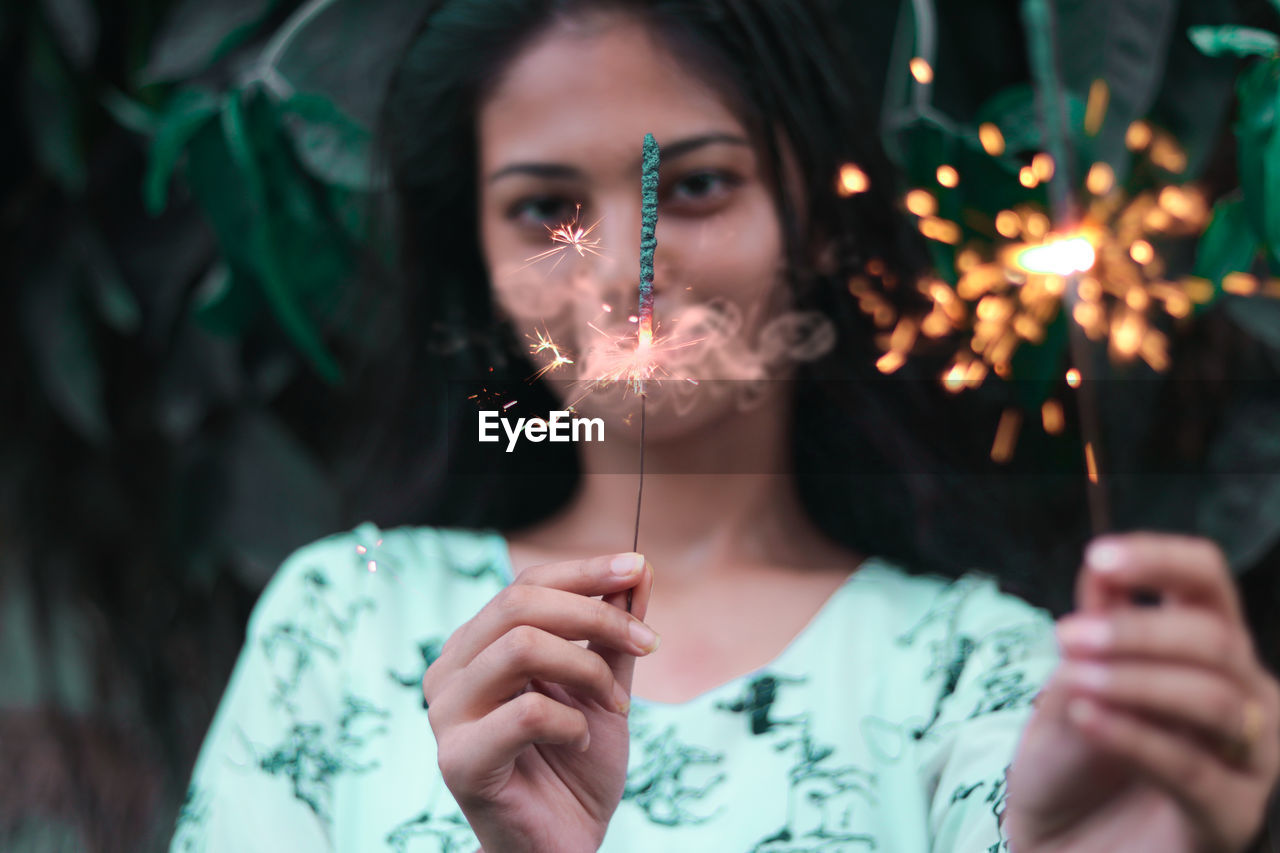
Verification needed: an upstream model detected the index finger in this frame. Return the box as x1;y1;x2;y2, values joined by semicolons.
513;552;649;597
425;553;650;692
1079;533;1242;622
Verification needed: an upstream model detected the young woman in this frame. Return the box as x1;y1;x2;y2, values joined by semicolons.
173;2;1280;851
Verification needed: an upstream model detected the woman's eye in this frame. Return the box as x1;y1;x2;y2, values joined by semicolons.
507;196;580;229
666;170;740;208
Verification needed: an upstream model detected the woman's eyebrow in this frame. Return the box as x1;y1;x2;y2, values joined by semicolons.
655;132;751;162
486;133;751;184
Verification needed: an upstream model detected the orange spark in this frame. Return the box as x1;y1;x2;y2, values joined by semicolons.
519;203;604;272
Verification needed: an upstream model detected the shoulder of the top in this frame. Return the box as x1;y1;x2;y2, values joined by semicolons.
270;522;513;593
855;557;1054;630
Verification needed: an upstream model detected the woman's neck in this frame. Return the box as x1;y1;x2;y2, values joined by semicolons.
509;386;859;584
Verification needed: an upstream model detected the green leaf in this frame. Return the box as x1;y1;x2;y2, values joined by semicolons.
181;82;356;379
1147;0;1238;180
154;312;242;439
99;86;158;135
219;87;345;381
144;88;221;214
20;256;109;443
185;113;267;289
266;0;418;130
1188;25;1280;58
972;85;1090;192
1234;60;1279;247
1051;0;1179;173
38;0;98;69
139;0;279;84
1224;294;1280;351
191;262;261;336
1266;112;1280;262
77;222;142;334
277;91;375;189
20;18;86;194
1194;196;1260;297
975;86;1048;156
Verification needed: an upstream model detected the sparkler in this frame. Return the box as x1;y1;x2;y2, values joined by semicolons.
503;136;663;611
629;133;660;612
517;135;675;405
517;203;604;273
528;328;574;380
861;25;1235;537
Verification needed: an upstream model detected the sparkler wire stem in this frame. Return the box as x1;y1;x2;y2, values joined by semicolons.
627;397;646;614
633;397;646;555
1022;0;1111;532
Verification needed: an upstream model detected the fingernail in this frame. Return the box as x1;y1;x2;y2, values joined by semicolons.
577;730;591;752
630;620;660;653
1056;618;1112;650
1062;661;1110;690
1067;697;1097;726
613;681;631;715
611;553;645;577
1086;540;1125;572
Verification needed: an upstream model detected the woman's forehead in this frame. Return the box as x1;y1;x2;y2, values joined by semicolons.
477;15;746;179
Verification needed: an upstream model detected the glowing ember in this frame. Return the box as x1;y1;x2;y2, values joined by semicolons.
909;57;934;84
837;163;869;195
1031;153;1055;182
519;203;603;272
1016;236;1096;275
1129;240;1154;265
991;409;1021;463
979;123;1006;156
995;210;1021;238
1085;79;1109;136
1085;162;1115;195
905;189;937;217
1126;120;1153;151
1223;272;1259;296
528;328;576;380
1041;399;1065;434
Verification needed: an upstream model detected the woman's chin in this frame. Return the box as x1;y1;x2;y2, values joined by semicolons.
555;376;777;445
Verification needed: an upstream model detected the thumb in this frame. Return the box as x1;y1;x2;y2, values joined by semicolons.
590;559;655;696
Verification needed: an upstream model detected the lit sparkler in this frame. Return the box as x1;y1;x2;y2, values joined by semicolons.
466;386;517;410
867;52;1240;534
630;133;661;592
638;134;659;349
508;135;666;609
519;137;695;407
517;203;604;273
528;327;575;380
868;163;1213;398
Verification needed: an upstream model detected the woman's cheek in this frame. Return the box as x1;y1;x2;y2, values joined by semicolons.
490;258;577;323
690;203;786;329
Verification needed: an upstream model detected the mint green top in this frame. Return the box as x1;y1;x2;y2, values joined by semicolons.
172;523;1059;852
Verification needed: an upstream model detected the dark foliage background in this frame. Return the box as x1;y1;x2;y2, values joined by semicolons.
2;0;1279;849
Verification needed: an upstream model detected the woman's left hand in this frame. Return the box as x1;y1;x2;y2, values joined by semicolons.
1003;532;1280;853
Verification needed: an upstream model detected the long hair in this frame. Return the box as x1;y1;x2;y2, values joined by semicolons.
345;0;1077;604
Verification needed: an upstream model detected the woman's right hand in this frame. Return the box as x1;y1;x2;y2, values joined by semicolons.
422;552;658;853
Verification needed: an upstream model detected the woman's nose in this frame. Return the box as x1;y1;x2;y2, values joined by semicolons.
588;198;674;310
587;202;641;310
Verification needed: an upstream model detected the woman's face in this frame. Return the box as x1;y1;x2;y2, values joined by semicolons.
477;13;792;428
